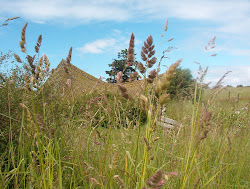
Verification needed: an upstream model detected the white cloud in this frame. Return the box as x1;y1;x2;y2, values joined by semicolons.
77;38;117;54
1;0;249;29
203;65;250;87
77;29;142;55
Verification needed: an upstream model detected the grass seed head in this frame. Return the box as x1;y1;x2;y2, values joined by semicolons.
145;170;164;188
163;19;168;31
20;22;28;53
14;53;22;63
35;35;42;53
67;47;72;64
127;33;135;67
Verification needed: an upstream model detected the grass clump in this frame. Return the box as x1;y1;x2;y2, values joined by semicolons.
0;20;249;189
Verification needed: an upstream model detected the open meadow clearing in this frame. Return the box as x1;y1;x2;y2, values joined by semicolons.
1;13;249;188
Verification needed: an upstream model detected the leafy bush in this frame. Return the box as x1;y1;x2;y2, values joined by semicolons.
167;67;194;99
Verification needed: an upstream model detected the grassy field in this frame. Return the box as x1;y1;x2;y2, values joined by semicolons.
0;22;249;189
1;74;249;189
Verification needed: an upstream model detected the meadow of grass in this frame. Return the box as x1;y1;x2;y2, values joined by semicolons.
0;21;249;189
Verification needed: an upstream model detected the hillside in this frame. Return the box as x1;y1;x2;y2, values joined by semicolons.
45;60;145;98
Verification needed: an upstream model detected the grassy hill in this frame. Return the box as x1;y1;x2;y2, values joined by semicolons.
45;59;146;98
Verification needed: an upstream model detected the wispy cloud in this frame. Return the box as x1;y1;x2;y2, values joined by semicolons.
77;38;117;54
202;65;250;87
1;0;249;30
77;29;141;55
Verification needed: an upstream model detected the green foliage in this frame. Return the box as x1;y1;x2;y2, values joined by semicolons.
1;21;249;189
106;49;137;83
167;67;194;99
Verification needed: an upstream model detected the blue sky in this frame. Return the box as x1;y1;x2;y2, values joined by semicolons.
0;0;249;86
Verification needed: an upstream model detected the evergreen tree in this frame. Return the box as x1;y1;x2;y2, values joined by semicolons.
106;49;137;83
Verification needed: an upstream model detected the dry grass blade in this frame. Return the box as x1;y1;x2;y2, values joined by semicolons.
212;70;231;89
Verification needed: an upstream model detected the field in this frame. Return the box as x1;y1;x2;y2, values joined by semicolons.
0;61;249;188
0;22;249;189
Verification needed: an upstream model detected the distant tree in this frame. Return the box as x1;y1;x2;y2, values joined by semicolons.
226;85;233;88
167;67;194;99
106;49;138;83
236;84;243;88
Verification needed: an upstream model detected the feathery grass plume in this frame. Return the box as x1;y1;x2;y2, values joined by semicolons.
158;47;176;68
205;35;217;57
150;154;154;160
159;93;170;106
14;53;22;63
212;70;231;89
137;62;146;74
1;17;20;27
147;69;157;83
27;55;36;75
143;136;149;146
154;137;160;141
38;56;43;67
113;175;125;188
199;102;212;129
145;170;165;188
127;33;135;66
43;54;49;65
43;54;50;72
141;35;156;68
6;16;20;21
20;22;28;53
155;59;182;95
66;79;71;88
90;178;101;187
117;84;129;99
163;19;168;31
35;35;42;53
140;94;148;111
63;61;69;74
36;113;46;131
116;71;122;84
168;37;174;42
129;71;138;82
67;46;72;64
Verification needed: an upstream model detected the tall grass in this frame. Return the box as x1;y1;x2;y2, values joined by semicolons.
0;21;249;189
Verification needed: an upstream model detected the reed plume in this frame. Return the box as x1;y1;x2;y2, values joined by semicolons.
14;53;22;63
137;62;146;74
35;35;42;53
155;59;182;95
20;23;28;53
163;19;168;31
127;33;135;67
117;84;129;99
129;71;138;82
67;46;72;64
141;35;156;68
144;170;165;188
147;69;157;83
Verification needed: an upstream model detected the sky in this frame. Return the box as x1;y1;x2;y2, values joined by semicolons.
0;0;250;87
